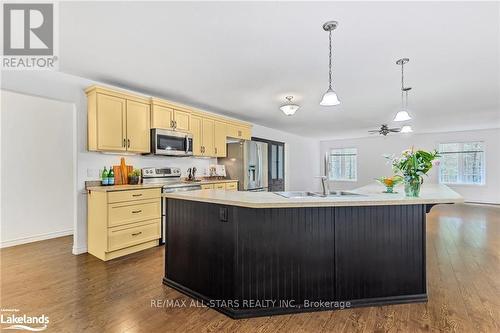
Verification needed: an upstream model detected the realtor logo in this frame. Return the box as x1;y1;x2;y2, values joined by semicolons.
2;2;58;69
3;3;53;55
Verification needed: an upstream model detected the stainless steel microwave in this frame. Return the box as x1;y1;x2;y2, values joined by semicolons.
151;129;193;156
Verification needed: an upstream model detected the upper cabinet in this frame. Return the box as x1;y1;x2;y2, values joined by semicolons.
174;109;190;132
126;100;151;153
86;85;252;157
86;86;150;153
150;98;191;132
191;114;216;157
227;123;251;140
214;120;227;157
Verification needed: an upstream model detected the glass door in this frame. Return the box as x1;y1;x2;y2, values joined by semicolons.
252;137;285;192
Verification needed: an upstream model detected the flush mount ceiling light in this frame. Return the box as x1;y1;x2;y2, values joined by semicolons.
400;125;413;133
393;58;413;122
280;96;300;116
320;21;341;106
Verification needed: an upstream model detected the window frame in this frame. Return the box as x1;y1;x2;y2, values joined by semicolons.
327;147;358;182
438;141;486;186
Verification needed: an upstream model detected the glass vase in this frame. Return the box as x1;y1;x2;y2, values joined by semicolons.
404;179;421;197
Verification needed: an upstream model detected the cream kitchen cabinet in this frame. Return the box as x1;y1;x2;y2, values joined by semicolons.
151;98;191;132
87;187;161;261
87;85;252;156
214;120;227;157
227;123;251;140
191;114;216;157
86;86;151;153
199;181;238;190
126;100;151;153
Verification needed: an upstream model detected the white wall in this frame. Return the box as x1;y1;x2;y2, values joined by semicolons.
1;90;76;247
252;124;321;192
320;128;500;204
1;70;321;253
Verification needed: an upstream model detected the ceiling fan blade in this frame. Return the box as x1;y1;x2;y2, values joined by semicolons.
368;130;379;132
389;128;401;132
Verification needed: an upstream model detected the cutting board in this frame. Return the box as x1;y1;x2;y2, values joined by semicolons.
113;165;133;185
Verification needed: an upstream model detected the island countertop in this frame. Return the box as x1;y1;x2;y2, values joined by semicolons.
162;183;463;208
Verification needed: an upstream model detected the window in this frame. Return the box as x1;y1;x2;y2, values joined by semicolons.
328;148;357;181
438;142;485;185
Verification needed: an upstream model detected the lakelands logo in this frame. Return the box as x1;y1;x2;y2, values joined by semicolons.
0;309;49;331
2;2;58;69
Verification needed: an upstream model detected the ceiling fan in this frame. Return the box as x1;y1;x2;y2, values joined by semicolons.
368;124;401;136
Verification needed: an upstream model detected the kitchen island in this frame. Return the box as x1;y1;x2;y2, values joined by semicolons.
162;184;463;318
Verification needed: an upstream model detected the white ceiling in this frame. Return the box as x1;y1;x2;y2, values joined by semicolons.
59;1;500;139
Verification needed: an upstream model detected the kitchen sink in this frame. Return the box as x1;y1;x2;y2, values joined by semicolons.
274;191;318;198
274;191;363;198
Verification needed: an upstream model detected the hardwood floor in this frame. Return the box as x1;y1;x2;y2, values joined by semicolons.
1;203;499;332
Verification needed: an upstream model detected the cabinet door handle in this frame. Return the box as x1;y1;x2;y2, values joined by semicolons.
132;194;142;197
131;210;142;214
174;120;177;129
123;138;126;147
127;139;130;148
238;130;242;137
131;231;142;236
215;147;217;154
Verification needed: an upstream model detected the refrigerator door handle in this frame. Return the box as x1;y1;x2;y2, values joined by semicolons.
256;145;261;188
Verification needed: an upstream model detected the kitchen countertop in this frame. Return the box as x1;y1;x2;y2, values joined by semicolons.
86;179;238;192
162;183;463;208
187;179;238;185
86;183;164;192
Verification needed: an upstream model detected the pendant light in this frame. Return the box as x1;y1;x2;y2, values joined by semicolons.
393;58;412;122
320;21;340;106
280;96;300;116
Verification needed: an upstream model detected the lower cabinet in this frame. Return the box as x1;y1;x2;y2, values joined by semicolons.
200;181;238;191
87;188;161;261
225;182;238;191
214;183;226;190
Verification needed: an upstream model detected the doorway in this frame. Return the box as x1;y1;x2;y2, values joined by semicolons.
1;90;76;248
252;137;285;192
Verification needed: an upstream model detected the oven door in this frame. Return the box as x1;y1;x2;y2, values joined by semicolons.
151;129;193;156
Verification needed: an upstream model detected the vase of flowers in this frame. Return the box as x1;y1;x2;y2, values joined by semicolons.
386;148;439;197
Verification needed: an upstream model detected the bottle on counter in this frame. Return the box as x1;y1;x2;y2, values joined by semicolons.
101;167;109;186
108;166;115;185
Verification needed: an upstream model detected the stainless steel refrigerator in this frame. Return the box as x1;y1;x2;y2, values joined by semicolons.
218;140;268;191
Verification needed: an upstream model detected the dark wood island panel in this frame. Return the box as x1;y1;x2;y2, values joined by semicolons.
164;199;428;318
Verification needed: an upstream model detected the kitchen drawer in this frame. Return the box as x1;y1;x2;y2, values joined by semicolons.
108;219;160;251
225;182;238;191
108;188;160;203
108;199;160;227
214;183;226;190
201;184;214;190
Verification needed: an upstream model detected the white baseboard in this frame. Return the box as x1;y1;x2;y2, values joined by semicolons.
0;229;73;248
464;201;500;207
72;245;88;255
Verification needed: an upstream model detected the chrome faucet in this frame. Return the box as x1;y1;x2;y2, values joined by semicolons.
316;176;330;197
